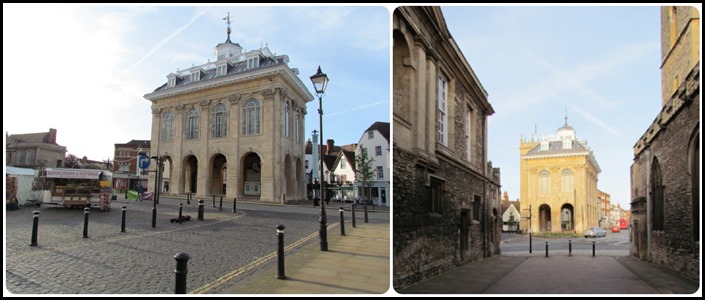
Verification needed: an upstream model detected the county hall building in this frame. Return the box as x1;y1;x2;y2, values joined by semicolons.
143;18;313;203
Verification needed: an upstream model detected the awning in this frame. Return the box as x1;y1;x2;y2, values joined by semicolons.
329;186;354;191
45;168;104;180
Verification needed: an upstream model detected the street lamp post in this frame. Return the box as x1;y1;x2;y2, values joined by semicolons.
311;66;330;251
150;155;162;228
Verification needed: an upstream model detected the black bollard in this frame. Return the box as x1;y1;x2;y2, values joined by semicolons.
121;206;127;233
198;200;204;221
568;239;572;256
232;197;237;213
187;192;191;205
178;203;183;224
30;211;40;246
125;188;128;200
592;241;596;257
219;196;223;211
276;224;286;280
339;207;346;236
83;207;90;238
545;241;548;257
529;231;533;253
212;195;216;208
363;201;369;223
351;204;356;228
174;252;191;294
152;207;157;228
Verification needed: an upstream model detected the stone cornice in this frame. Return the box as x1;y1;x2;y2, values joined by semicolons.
144;64;314;103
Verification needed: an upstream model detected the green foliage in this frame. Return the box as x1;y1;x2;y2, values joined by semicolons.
355;145;375;200
533;232;582;238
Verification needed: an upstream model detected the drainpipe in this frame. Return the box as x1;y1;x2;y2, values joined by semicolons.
645;148;652;260
482;117;488;258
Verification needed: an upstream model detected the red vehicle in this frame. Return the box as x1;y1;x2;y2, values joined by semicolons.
619;218;628;230
611;226;621;233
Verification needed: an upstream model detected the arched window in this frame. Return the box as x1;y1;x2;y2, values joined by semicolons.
539;170;550;194
561;169;573;193
689;131;699;241
211;104;227;138
651;158;664;231
242;99;261;135
185;107;200;140
161;111;175;142
295;111;300;143
284;102;290;138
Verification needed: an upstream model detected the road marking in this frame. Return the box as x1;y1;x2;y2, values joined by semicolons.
189;223;340;294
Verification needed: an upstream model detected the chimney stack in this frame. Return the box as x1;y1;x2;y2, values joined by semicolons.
47;128;57;144
326;139;334;155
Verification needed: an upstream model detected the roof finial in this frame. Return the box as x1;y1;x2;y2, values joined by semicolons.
223;12;232;43
564;105;568;125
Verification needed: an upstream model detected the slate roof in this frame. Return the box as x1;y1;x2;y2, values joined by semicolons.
524;140;589;157
153;56;286;92
7;132;51;144
364;122;390;143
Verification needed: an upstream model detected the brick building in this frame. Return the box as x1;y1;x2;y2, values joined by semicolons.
598;189;611;229
629;6;699;281
112;140;150;192
392;6;501;290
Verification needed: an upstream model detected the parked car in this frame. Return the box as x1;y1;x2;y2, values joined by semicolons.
584;227;607;238
611;227;621;233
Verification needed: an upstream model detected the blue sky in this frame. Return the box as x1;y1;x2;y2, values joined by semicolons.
441;5;671;209
3;4;390;162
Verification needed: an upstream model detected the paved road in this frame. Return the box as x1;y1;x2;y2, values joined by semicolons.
500;230;630;256
398;231;700;295
5;197;388;295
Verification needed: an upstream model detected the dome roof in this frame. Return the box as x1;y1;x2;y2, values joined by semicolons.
556;115;576;140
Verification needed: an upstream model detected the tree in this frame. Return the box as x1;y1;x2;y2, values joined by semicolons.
355;145;375;203
64;154;81;168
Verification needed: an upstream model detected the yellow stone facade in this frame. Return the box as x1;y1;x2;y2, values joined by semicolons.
519;119;601;234
144;35;312;203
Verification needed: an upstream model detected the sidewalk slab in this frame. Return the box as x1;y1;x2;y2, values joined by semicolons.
222;222;390;294
397;254;701;295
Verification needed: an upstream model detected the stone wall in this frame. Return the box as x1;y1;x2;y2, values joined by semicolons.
630;66;699;280
393;147;489;290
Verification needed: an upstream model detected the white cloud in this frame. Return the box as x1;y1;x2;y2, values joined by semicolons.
121;7;209;78
327;100;387;117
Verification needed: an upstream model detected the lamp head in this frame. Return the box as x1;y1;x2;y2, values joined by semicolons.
310;66;329;95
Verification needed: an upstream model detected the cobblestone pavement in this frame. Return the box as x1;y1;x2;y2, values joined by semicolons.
5;197;370;295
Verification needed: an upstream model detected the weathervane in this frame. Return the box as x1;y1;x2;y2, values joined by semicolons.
223;12;232;42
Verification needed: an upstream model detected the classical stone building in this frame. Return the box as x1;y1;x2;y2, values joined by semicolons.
520;117;601;234
6;128;66;169
393;6;501;290
143;19;313;203
629;6;699;281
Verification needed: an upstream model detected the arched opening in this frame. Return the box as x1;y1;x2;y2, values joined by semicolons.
296;157;303;200
284;154;293;199
492;208;499;254
651;157;664;231
393;29;411;121
560;203;574;231
183;155;198;194
689;127;699;242
241;152;262;197
210;154;227;195
161;156;173;194
539;204;552;232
